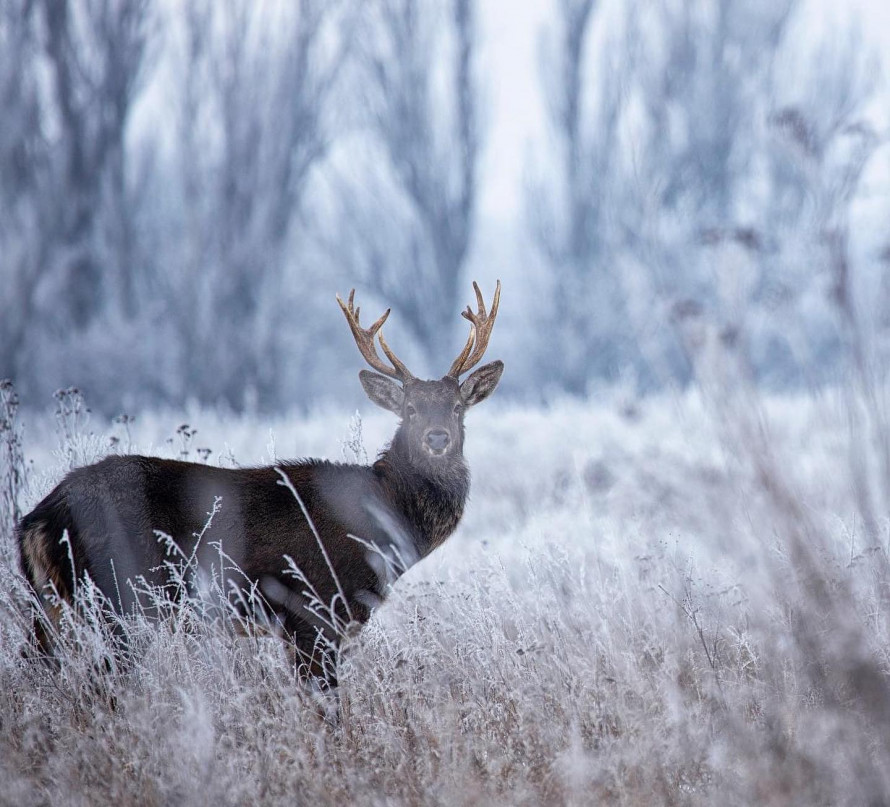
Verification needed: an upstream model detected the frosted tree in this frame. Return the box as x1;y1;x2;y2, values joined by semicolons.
765;31;880;377
0;0;152;389
528;0;880;390
0;0;42;383
39;0;153;326
620;0;800;383
159;0;349;410
527;0;636;394
324;0;480;374
630;3;879;386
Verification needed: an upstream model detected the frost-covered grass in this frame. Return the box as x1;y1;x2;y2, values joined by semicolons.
2;382;890;805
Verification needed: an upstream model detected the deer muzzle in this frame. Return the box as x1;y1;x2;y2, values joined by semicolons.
423;428;451;454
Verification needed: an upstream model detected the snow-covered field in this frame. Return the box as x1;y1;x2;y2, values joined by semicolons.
2;384;889;805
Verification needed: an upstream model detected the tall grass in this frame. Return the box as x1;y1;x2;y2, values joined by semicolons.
1;376;889;805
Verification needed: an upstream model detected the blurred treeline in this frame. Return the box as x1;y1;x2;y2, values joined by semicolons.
1;0;888;413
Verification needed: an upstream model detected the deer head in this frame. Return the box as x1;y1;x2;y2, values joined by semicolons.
337;282;504;468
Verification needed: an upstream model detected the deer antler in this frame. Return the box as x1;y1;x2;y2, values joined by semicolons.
448;280;501;378
337;290;415;382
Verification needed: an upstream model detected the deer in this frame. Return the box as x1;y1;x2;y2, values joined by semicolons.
17;282;503;684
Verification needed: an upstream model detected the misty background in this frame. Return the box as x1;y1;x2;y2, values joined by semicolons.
2;0;889;415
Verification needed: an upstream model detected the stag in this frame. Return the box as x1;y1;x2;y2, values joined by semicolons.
18;282;503;681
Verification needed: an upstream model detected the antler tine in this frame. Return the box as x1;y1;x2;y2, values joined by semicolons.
461;279;500;371
447;322;476;378
378;330;414;380
337;290;415;382
447;280;501;378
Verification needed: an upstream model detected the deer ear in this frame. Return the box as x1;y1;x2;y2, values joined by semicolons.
359;370;404;414
460;361;504;407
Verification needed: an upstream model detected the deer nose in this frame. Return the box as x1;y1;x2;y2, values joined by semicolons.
424;429;451;451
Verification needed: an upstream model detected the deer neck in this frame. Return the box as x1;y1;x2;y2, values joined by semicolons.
373;429;470;556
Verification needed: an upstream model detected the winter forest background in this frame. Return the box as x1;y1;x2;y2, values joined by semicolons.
6;2;890;803
3;0;890;413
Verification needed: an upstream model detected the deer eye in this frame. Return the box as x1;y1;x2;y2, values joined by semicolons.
453;403;463;415
405;404;417;418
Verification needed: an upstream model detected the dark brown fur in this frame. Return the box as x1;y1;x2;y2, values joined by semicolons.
17;366;503;681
